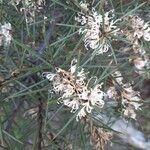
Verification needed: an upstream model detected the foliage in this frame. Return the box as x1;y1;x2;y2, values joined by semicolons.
0;0;150;149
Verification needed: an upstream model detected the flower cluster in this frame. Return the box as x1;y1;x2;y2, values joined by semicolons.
132;51;149;75
0;22;12;46
43;59;105;121
107;71;142;119
122;15;150;75
122;15;150;42
11;0;45;23
75;1;120;54
83;116;112;150
121;84;142;119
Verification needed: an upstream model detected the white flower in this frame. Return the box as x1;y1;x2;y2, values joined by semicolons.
133;57;147;70
132;42;146;55
107;86;117;99
79;1;89;11
43;59;105;121
121;83;142;119
126;16;150;41
15;0;45;23
112;71;123;84
76;106;87;121
123;107;136;119
77;85;105;120
44;72;56;81
63;98;79;113
143;24;150;41
70;58;77;74
107;71;143;120
97;39;110;54
75;3;120;55
130;96;141;110
0;22;12;46
89;85;105;107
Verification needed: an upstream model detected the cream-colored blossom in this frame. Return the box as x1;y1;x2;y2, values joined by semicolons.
107;86;117;99
124;29;149;75
43;59;105;121
133;57;148;70
89;84;105;107
12;0;45;23
108;71;143;119
131;40;149;74
132;41;146;55
79;1;89;11
122;83;142;119
75;2;120;55
0;22;12;46
123;16;150;42
123;106;136;119
112;70;123;84
12;0;44;6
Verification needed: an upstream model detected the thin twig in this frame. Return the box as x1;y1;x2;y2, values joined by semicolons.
37;98;43;150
